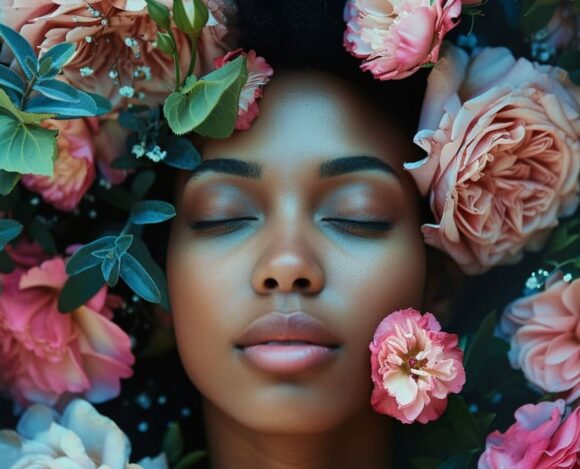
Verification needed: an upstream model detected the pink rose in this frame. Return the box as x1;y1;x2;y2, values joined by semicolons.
343;0;462;80
214;48;273;130
369;308;465;424
405;44;580;274
21;118;96;212
0;253;134;407
478;400;580;468
500;275;580;403
1;0;236;110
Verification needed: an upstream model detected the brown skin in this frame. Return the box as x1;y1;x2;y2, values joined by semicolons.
167;70;428;469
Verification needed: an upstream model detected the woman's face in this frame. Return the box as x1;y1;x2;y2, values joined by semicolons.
167;70;427;434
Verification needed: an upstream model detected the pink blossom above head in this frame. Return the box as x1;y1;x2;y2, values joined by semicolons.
478;400;580;469
0;253;134;407
21;118;96;212
343;0;462;80
369;308;465;424
214;48;273;130
500;277;580;403
405;44;580;275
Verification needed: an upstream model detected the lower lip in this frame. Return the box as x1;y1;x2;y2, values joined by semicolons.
240;344;337;375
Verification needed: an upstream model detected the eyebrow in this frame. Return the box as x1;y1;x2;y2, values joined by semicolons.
188;155;399;181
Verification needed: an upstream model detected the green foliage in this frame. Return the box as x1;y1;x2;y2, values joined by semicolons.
0;23;38;80
162;422;184;464
28;216;57;254
58;265;106;313
38;42;76;77
163;55;247;137
164;135;201;170
544;216;580;280
130;200;176;225
145;0;171;30
0;64;25;96
0;170;21;195
173;0;209;37
174;451;207;469
520;0;558;33
0;219;23;250
120;252;161;302
156;31;176;55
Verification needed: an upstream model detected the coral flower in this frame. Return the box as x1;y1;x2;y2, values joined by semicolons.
369;308;465;424
214;48;273;130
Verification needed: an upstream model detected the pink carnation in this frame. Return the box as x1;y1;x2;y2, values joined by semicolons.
369;308;465;424
405;44;580;274
479;400;580;468
214;48;273;130
343;0;462;80
500;275;580;403
21;118;96;212
0;254;134;407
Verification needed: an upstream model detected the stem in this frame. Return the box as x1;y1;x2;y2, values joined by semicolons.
120;217;133;236
20;73;37;110
184;34;199;86
167;29;181;91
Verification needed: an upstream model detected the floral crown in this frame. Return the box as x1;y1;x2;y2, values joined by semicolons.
0;0;579;467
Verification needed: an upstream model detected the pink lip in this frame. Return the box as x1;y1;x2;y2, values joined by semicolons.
241;344;337;374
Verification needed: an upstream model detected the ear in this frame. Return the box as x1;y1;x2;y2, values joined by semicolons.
421;246;465;327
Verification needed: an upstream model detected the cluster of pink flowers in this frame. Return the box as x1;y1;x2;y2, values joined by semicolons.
0;241;135;407
369;308;465;424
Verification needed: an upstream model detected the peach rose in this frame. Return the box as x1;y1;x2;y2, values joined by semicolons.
500;275;580;403
0;253;134;407
21;117;96;212
479;400;580;468
343;0;462;80
1;0;236;110
214;48;273;130
405;44;580;274
369;308;465;424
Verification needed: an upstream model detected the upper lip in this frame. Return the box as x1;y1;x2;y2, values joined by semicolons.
235;311;340;348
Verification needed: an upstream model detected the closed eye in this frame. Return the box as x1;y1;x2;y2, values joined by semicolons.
321;218;393;236
187;217;258;233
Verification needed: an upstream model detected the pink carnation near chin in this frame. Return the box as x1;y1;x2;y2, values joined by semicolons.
369;308;465;424
0;254;134;407
479;400;580;469
21;118;96;212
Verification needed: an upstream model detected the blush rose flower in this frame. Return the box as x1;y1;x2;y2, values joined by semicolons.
0;254;134;407
478;399;580;468
343;0;462;80
214;48;273;130
0;399;168;469
21;117;96;212
369;308;465;424
405;44;580;274
1;0;237;110
500;275;580;403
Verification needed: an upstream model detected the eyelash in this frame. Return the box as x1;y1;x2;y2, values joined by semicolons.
187;217;393;237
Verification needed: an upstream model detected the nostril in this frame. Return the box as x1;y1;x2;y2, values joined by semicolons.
294;278;310;289
264;278;278;289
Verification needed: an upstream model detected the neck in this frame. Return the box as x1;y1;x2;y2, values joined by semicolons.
202;399;392;469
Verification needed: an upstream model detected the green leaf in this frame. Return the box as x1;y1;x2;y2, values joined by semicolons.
0;219;23;250
174;451;207;469
39;42;76;74
131;170;156;199
411;457;442;469
463;310;497;393
521;0;557;33
162;422;184;464
146;0;172;30
114;234;133;258
0;170;21;195
25;92;98;117
0;64;25;95
130;200;176;225
119;252;161;302
444;396;483;449
28;217;56;254
156;31;175;55
66;236;117;275
58;265;106;313
164;135;201;170
0;114;57;176
37;56;53;77
173;0;209;36
475;411;496;435
164;55;247;137
0;23;38;80
101;255;120;286
437;451;475;469
33;79;80;102
0;88;54;124
0;249;15;273
85;91;112;116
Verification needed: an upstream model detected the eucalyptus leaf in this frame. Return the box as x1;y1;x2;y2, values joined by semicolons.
66;236;117;275
162;422;184;464
33;79;80;102
131;170;156;199
163;55;247;137
101;255;120;286
119;252;161;303
130;200;176;225
38;57;53;77
0;182;20;210
25;92;98;117
114;234;134;258
0;88;55;124
0;219;23;250
85;91;113;116
0;64;25;95
0;114;57;176
28;217;57;254
58;265;106;313
0;170;21;195
39;42;76;74
0;24;38;80
164;135;201;170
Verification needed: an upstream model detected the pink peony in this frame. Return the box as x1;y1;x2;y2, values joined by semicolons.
369;308;465;424
1;0;237;110
0;254;134;407
214;48;273;130
343;0;462;80
500;275;580;403
405;44;580;274
21;118;96;212
478;400;580;468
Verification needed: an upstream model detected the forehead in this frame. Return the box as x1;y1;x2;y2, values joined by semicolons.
199;70;414;177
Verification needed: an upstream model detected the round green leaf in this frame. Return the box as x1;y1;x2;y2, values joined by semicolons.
130;200;176;225
119;252;161;303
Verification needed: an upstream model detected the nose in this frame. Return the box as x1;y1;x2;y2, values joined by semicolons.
251;238;325;295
